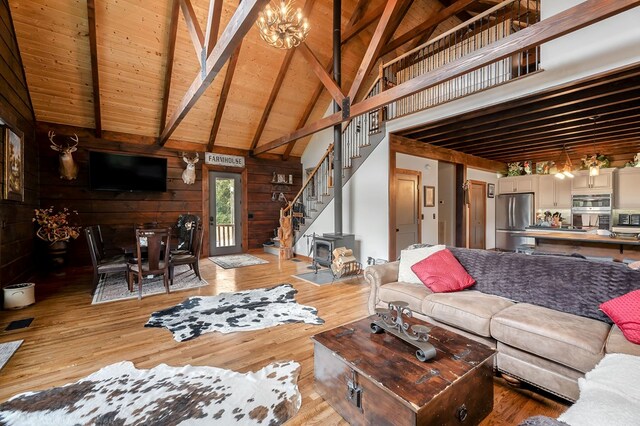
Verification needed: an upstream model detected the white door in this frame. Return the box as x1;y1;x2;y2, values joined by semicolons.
395;171;420;258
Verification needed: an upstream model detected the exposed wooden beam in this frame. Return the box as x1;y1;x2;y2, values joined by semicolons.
254;0;640;155
180;0;205;59
159;0;181;135
207;43;243;151
341;3;386;44
282;77;325;159
380;0;477;56
204;0;223;56
86;0;102;138
299;43;345;105
159;0;269;146
391;135;505;172
348;0;414;103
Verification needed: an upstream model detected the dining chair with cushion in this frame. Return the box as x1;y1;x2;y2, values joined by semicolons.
85;226;128;294
170;220;203;285
127;227;171;299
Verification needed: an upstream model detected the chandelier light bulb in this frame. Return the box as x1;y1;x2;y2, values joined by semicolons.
555;171;565;180
256;0;310;49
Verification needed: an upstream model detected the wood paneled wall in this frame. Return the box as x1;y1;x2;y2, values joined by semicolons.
36;124;302;266
0;0;37;285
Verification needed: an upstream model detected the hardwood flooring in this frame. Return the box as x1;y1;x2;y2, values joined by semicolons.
0;251;568;424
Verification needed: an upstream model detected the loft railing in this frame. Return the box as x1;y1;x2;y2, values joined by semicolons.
382;0;540;120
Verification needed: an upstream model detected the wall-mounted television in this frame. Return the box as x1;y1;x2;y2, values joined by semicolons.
89;151;167;192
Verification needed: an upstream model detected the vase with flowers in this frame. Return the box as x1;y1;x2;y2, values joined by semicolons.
33;206;81;267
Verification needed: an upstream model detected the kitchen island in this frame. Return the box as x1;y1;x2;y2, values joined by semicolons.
519;229;640;262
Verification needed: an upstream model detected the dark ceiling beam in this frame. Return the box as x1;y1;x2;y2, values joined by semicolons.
86;0;102;138
204;0;223;56
248;0;316;152
159;0;269;146
255;0;640;155
348;0;415;104
159;0;181;136
207;43;243;151
498;138;640;162
180;0;205;59
379;0;477;57
299;43;345;105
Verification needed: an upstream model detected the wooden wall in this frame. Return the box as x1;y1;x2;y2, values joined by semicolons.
36;124;302;266
0;0;37;285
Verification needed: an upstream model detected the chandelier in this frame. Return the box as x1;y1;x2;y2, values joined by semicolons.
554;145;575;180
256;1;310;49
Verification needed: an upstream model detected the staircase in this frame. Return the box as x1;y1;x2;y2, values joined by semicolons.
270;0;540;252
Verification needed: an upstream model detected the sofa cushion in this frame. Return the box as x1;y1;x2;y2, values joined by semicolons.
600;289;640;344
491;303;610;373
422;290;514;337
605;325;640;356
379;282;432;312
411;249;475;293
398;245;445;284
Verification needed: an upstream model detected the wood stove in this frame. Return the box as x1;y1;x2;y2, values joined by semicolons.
312;233;355;269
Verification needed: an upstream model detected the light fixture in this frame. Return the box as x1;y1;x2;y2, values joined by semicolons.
555;145;574;180
588;116;600;176
256;1;310;49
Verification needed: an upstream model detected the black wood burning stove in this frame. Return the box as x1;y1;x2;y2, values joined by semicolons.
312;233;355;270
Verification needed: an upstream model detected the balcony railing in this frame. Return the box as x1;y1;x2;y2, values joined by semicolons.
215;224;235;247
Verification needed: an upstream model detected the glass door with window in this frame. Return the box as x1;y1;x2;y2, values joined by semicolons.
209;172;242;255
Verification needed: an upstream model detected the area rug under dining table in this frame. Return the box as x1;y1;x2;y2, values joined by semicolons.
0;360;301;425
92;264;208;304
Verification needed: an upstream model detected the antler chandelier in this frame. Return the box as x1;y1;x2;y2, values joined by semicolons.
256;1;310;49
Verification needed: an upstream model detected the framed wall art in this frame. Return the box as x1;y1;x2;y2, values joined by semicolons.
424;185;435;207
4;126;24;202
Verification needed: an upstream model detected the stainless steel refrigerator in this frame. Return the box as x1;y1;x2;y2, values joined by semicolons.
495;192;535;251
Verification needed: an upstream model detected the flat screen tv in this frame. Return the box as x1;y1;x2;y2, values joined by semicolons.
90;151;167;192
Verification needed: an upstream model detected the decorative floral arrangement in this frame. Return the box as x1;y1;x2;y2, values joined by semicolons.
507;162;523;176
33;206;81;243
580;154;610;170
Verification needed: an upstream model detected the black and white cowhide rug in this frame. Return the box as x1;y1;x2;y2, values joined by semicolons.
0;360;301;425
145;284;324;342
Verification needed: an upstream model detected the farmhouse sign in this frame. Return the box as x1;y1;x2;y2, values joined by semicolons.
205;152;245;168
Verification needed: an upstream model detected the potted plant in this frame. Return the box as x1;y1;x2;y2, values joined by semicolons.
33;206;81;267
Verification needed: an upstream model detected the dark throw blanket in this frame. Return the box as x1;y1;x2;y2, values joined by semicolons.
448;248;640;324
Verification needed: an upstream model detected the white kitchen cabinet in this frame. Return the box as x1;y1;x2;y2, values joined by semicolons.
497;175;538;194
538;175;572;209
571;168;615;194
615;167;640;209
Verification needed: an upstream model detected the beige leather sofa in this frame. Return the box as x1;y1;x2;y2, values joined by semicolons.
365;260;640;402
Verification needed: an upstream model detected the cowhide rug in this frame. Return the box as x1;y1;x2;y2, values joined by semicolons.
0;360;301;425
145;284;324;342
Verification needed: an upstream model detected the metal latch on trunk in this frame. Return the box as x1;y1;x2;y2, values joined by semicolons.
346;370;363;411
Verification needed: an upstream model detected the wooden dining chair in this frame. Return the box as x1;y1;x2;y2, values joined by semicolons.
127;227;171;299
85;226;128;294
170;220;204;285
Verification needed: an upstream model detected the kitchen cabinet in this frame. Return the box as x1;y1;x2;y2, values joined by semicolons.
538;175;572;209
571;168;615;194
615;167;640;209
497;175;538;194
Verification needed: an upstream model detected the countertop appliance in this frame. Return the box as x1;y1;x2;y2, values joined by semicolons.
496;193;535;251
571;194;612;230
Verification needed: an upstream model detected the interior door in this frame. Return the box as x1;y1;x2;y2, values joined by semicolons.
469;180;486;249
209;171;242;255
395;170;420;258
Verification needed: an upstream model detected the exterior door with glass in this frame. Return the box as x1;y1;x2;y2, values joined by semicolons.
209;172;242;255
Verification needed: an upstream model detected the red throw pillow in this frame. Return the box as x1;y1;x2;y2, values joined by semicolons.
600;290;640;344
410;249;475;292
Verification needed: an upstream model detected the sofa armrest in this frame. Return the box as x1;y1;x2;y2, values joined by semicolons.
364;261;400;315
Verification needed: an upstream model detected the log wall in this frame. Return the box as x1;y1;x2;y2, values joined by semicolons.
0;0;37;285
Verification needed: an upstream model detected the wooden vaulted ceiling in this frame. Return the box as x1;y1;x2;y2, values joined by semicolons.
8;0;494;157
397;62;640;166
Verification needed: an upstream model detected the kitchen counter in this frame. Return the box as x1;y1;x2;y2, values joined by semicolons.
519;231;640;245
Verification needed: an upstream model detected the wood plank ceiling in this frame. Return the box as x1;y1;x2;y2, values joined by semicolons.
9;0;481;157
397;63;640;165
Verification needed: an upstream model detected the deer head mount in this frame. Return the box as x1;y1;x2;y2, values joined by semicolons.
48;131;79;180
181;152;199;185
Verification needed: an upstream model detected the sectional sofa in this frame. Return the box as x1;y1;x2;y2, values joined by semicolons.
364;247;640;402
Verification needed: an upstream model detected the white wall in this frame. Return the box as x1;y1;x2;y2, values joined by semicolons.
466;168;499;249
297;5;640;259
395;154;439;244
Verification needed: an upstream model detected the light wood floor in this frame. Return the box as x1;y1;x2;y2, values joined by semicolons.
0;251;567;424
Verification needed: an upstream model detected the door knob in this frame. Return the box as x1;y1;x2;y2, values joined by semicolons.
396;228;399;232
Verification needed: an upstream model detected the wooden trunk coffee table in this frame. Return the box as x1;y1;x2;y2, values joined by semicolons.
312;316;496;426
